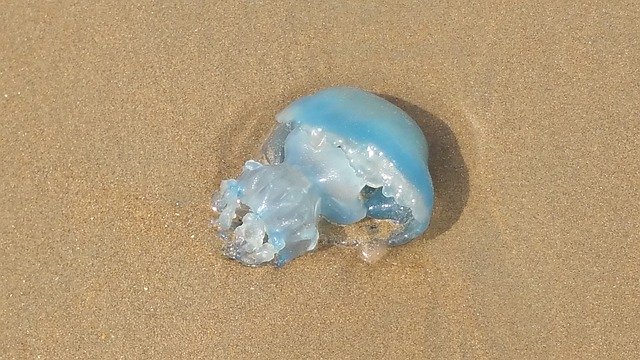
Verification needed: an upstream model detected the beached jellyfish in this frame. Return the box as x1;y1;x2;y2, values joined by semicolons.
212;87;434;266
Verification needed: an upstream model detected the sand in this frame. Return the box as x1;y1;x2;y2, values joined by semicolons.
1;2;638;358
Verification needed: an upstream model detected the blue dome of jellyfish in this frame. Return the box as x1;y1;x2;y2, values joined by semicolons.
212;87;434;266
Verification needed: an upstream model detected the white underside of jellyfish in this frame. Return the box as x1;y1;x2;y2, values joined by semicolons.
212;87;434;266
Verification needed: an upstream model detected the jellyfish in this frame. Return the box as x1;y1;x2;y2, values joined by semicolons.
212;87;434;266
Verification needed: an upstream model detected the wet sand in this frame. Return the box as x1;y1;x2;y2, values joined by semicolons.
1;2;638;358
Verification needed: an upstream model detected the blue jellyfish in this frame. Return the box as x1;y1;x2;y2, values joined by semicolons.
212;87;434;266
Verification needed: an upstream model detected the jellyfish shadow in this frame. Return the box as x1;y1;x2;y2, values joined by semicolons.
378;94;470;239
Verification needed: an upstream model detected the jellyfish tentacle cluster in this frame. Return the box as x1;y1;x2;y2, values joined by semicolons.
212;87;434;266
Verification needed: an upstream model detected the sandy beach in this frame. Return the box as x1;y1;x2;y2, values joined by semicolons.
1;2;638;358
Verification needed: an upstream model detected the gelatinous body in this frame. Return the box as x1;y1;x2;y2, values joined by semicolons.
212;87;434;266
